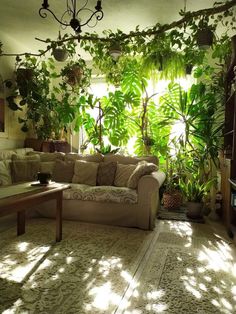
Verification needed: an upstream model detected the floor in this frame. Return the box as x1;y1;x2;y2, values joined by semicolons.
0;214;236;313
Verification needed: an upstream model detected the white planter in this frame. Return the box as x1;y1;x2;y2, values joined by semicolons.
52;48;68;62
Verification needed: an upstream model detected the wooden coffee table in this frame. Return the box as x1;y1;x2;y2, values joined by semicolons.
0;182;69;242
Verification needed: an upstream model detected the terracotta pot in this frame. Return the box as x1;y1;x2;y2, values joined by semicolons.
186;201;203;219
163;191;182;210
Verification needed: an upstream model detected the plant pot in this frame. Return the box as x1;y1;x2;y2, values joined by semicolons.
185;64;193;75
16;68;34;83
163;191;182;210
65;66;83;87
52;48;68;62
196;29;214;49
186;201;203;219
109;42;122;60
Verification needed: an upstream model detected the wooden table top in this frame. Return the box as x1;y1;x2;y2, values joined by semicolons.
0;182;70;206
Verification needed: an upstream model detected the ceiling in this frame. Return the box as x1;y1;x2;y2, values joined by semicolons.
0;0;222;57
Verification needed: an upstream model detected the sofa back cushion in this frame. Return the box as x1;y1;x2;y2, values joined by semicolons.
104;154;158;165
127;161;158;189
65;153;103;163
11;154;40;183
114;164;136;187
0;160;12;185
40;161;55;175
27;151;65;162
0;150;16;161
53;160;75;183
96;161;117;186
72;160;99;186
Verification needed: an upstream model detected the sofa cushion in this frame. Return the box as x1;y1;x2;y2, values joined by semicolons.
52;160;75;183
0;160;12;185
40;161;55;175
104;154;158;165
96;161;117;186
14;148;34;156
63;183;87;200
127;161;158;189
0;150;16;161
27;151;65;162
63;184;137;204
72;160;99;186
114;164;136;187
11;160;40;183
12;154;40;161
65;153;103;163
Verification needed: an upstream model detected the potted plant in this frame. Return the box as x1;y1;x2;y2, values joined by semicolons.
163;156;182;210
180;174;216;219
195;19;215;49
51;32;76;62
61;59;91;88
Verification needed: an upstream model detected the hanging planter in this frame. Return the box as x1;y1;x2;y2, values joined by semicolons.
185;64;193;75
52;47;69;62
109;42;122;61
61;59;91;88
16;68;34;83
65;65;83;86
196;28;214;49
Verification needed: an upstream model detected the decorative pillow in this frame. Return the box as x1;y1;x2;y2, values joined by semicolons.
52;160;75;183
40;161;55;175
96;161;117;186
114;164;136;187
11;160;40;183
0;160;12;185
72;160;99;186
127;161;158;189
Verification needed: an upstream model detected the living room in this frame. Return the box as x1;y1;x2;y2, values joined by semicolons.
1;0;236;313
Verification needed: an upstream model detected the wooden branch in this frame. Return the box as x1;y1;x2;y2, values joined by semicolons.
1;0;236;58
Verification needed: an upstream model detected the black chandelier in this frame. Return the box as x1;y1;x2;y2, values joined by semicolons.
39;0;104;34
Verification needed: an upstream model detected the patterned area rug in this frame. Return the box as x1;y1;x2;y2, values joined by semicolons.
0;219;154;314
0;219;236;313
122;220;236;314
158;207;205;223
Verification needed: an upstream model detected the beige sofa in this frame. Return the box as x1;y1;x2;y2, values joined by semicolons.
0;148;165;230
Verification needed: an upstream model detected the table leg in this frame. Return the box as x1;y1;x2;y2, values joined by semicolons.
56;192;62;242
17;210;25;235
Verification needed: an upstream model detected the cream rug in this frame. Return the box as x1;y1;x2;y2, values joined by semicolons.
0;219;236;313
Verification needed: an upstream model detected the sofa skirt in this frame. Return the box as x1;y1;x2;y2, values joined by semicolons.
35;199;153;230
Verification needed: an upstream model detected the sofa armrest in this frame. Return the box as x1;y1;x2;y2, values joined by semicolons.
137;170;166;230
138;170;166;193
